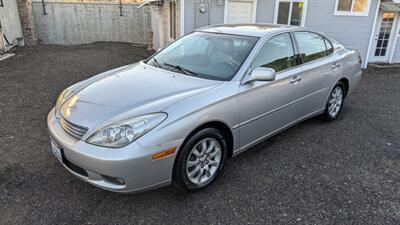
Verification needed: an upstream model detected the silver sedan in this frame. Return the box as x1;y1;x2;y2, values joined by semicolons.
47;24;362;193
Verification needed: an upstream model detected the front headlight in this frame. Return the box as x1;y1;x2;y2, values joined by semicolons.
54;90;66;118
86;113;167;148
54;83;80;118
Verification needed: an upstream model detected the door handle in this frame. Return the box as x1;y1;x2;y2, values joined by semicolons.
290;75;302;83
331;64;341;69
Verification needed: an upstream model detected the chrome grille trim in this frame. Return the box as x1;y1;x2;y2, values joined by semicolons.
59;117;88;139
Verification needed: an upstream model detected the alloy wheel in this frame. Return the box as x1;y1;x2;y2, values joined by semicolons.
186;138;222;185
328;86;343;118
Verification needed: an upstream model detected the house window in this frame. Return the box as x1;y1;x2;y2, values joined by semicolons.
274;0;308;27
169;1;177;39
225;0;257;24
334;0;371;16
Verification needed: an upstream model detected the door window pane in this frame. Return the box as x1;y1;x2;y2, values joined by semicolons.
277;2;290;25
290;2;303;26
251;33;295;72
294;32;328;63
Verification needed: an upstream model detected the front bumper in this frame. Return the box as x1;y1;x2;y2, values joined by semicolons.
47;108;180;193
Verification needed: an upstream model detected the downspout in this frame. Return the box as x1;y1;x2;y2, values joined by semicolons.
365;0;382;68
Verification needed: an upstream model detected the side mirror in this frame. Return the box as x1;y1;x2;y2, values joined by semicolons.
244;67;276;84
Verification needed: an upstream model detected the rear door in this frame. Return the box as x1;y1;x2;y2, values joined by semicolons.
292;31;342;116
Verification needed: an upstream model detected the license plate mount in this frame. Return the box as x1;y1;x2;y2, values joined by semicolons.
50;138;63;163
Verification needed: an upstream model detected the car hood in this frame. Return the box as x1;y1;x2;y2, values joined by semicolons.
59;62;222;128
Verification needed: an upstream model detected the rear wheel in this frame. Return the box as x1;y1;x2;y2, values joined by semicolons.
323;82;345;121
173;128;227;192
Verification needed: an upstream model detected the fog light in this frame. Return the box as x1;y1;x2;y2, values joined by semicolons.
101;175;125;185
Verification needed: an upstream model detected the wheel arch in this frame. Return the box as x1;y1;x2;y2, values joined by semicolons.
338;77;349;97
178;121;235;159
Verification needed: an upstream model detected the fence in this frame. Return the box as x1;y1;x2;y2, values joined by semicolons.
32;1;151;45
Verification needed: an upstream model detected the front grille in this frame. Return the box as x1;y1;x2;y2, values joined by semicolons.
59;116;88;140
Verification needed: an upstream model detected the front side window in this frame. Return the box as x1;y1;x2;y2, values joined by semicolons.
294;32;332;63
146;32;259;81
334;0;371;16
275;0;307;26
251;33;296;72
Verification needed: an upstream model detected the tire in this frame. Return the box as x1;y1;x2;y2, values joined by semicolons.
322;82;346;121
173;128;227;192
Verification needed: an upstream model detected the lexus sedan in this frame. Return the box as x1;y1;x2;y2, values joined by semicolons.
48;24;362;193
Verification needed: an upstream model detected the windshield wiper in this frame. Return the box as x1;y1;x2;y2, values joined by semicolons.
152;58;162;68
163;63;199;76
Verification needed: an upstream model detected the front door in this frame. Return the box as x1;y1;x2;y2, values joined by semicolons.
238;33;303;150
371;11;397;62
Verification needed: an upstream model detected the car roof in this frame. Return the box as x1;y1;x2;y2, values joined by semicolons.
197;23;301;37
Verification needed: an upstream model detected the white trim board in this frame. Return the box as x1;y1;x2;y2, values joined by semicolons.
365;0;381;68
389;12;400;63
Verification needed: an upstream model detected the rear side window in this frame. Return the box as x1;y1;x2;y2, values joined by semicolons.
294;32;332;63
251;33;296;72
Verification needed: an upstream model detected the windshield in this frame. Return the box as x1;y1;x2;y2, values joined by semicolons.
146;32;259;81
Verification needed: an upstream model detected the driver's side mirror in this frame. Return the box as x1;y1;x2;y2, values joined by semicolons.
243;67;276;85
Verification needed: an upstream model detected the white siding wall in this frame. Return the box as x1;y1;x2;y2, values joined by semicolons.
304;0;379;67
184;0;225;33
255;0;275;22
0;0;23;45
209;0;224;24
184;0;196;33
391;14;400;63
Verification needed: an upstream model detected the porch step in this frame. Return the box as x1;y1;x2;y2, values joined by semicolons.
368;63;400;68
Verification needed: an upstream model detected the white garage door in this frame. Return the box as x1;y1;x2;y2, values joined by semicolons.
226;1;255;24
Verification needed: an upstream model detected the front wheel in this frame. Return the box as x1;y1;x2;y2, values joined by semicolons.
173;128;227;192
322;82;345;121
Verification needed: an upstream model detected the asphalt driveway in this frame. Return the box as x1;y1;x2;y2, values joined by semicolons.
0;43;399;225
